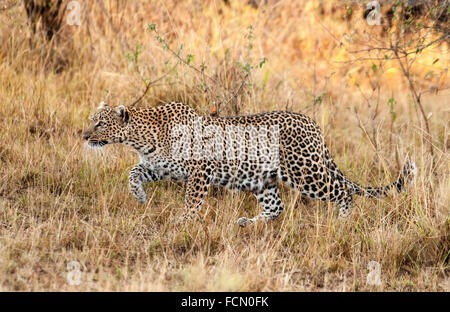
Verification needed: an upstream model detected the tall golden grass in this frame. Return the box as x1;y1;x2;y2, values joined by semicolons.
0;0;448;291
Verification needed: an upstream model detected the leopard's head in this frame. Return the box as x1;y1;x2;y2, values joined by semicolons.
83;102;129;149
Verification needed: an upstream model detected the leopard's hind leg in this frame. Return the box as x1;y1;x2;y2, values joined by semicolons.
237;185;284;227
177;167;209;223
337;193;353;218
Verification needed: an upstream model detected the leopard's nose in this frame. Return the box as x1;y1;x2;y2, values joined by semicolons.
82;131;90;140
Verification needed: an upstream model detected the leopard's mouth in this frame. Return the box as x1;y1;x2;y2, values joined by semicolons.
87;140;108;149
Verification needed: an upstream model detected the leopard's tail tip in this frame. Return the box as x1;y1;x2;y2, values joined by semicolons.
402;160;418;184
410;161;418;177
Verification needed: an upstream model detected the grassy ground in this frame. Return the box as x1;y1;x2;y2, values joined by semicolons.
0;0;448;291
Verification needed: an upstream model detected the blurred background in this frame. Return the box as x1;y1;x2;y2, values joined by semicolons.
0;0;448;291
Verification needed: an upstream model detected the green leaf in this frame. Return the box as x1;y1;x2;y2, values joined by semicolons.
387;96;396;107
259;57;267;68
387;95;397;122
314;96;322;105
186;54;194;65
148;23;156;31
314;92;326;105
243;63;252;74
372;64;377;72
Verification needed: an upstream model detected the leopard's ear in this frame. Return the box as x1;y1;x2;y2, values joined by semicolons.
97;101;109;110
116;105;129;123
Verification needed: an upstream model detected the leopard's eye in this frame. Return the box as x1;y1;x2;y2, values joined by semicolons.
96;121;105;128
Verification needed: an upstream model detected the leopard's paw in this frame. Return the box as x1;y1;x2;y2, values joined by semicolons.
135;194;147;204
173;212;199;226
237;217;250;227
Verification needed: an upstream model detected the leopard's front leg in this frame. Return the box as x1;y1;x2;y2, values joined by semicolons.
128;163;161;204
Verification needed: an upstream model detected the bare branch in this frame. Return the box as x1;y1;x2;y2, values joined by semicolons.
150;27;250;114
130;61;180;107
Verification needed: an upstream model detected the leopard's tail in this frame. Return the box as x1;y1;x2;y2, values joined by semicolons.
346;161;417;198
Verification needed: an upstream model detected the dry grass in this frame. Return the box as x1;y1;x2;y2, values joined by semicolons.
0;0;449;291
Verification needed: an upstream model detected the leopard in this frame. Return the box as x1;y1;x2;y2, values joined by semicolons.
82;101;417;227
